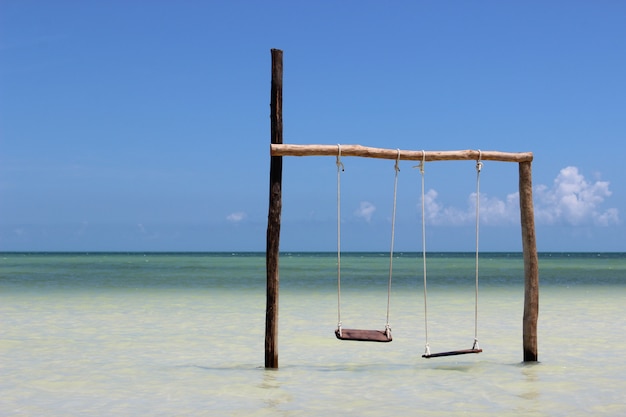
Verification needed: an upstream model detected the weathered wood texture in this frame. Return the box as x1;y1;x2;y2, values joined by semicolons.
423;348;483;358
265;48;283;369
271;144;533;163
335;328;392;342
519;161;539;362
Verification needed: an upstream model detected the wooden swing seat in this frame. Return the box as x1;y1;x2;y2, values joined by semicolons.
422;348;482;358
335;328;392;342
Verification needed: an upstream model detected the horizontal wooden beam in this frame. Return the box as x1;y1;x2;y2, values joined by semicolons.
271;144;533;163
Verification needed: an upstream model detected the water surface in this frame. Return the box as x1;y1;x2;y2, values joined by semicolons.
1;252;625;416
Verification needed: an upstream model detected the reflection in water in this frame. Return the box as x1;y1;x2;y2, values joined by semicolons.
520;362;540;401
260;369;292;414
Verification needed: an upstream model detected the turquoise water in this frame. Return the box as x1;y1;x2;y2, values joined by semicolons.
1;252;625;416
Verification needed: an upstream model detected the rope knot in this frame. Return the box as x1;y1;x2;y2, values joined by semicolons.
394;149;401;172
336;144;345;172
476;149;483;173
413;150;426;174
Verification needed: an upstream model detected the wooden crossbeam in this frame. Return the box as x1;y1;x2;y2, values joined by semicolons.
271;144;533;163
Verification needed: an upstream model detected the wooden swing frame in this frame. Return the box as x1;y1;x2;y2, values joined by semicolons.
265;49;539;369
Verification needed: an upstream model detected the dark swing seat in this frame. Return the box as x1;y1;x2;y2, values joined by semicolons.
335;328;392;342
422;348;482;358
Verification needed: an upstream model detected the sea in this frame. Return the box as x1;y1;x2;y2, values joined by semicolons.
1;252;625;416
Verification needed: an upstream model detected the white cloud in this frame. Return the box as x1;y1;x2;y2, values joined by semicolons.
420;166;619;227
422;189;516;226
475;192;520;226
227;211;247;223
534;166;619;226
423;189;469;226
354;201;376;222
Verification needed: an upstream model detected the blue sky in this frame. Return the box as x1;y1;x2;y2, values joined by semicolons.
1;1;624;252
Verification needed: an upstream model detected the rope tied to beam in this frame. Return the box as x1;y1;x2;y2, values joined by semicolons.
336;144;344;336
415;151;430;356
385;149;401;336
473;150;482;350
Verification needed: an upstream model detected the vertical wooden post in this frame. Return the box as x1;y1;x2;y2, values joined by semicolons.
265;48;283;369
519;161;539;362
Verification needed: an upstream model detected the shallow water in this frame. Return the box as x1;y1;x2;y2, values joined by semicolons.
1;253;625;416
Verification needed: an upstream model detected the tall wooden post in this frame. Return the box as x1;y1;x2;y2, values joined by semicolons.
265;48;283;369
519;161;539;362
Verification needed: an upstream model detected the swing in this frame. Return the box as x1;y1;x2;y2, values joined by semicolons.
419;151;484;358
334;146;399;343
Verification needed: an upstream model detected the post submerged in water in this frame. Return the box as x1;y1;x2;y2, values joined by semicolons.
265;48;283;369
519;161;539;362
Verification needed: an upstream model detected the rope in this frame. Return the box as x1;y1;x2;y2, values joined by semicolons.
417;151;430;356
385;149;401;337
473;150;482;350
336;144;344;336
